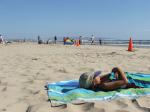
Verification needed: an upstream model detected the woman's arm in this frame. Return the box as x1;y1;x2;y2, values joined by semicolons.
111;67;128;84
99;67;128;91
101;80;126;91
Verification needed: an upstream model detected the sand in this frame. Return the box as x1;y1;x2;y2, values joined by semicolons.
0;43;150;112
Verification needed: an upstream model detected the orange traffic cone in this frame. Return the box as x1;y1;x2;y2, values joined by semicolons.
128;37;134;51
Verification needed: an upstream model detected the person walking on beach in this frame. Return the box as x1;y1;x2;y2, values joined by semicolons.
0;34;2;43
63;37;66;45
99;38;102;45
91;35;95;45
54;36;57;44
37;35;42;44
79;36;82;45
0;34;6;44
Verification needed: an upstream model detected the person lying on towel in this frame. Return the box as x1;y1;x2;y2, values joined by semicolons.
79;67;150;91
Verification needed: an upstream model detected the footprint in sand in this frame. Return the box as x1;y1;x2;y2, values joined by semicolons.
2;86;7;92
116;110;129;112
131;99;150;112
1;108;7;111
31;58;39;60
57;68;68;73
80;102;94;111
23;87;40;95
25;79;34;84
115;100;128;108
26;105;34;112
0;81;8;92
26;104;45;112
67;102;95;112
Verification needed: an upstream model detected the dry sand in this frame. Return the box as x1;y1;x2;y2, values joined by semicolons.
0;43;150;112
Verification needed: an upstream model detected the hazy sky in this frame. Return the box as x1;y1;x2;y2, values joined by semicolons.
0;0;150;39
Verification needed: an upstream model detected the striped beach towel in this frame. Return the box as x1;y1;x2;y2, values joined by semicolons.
46;73;150;106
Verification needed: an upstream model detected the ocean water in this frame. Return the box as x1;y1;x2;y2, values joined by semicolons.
6;37;150;48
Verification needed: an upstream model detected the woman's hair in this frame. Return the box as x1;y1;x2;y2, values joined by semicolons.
79;71;101;89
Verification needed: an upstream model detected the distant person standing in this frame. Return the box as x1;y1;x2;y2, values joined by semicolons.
99;38;102;45
0;34;5;44
54;36;57;44
0;34;2;43
91;35;95;45
37;35;42;44
63;37;66;45
79;36;82;45
23;38;26;42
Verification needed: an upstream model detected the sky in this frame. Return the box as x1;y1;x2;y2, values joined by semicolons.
0;0;150;40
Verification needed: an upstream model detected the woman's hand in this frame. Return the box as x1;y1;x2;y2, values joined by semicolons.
112;67;128;84
112;67;118;73
114;72;119;79
112;67;119;80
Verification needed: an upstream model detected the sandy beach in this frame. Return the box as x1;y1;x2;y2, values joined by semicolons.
0;43;150;112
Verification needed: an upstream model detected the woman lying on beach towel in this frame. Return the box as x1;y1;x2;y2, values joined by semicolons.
79;67;150;91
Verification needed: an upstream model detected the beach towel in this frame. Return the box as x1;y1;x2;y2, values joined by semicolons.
46;73;150;106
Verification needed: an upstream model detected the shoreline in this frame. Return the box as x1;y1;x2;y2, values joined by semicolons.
2;41;150;48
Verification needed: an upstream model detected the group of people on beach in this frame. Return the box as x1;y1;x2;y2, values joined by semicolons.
37;35;103;45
